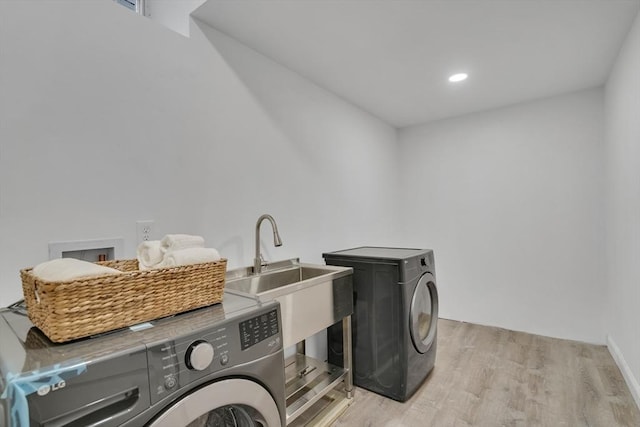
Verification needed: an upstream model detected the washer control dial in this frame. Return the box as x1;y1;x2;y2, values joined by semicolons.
185;340;214;371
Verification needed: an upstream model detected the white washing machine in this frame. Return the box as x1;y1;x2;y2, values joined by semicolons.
0;293;285;426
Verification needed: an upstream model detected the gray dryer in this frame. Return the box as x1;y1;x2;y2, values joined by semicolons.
323;247;438;402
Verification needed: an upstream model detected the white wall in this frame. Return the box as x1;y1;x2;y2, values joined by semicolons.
0;0;399;310
399;89;605;344
146;0;205;37
188;21;401;267
604;10;640;407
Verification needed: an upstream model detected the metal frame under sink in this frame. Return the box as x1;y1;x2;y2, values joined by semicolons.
225;258;354;425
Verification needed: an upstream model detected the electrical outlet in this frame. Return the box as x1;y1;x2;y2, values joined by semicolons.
136;220;155;244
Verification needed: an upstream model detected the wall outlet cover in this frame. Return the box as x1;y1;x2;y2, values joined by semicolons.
136;220;155;244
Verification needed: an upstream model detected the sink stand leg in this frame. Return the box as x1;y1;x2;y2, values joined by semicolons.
343;315;353;399
296;340;306;355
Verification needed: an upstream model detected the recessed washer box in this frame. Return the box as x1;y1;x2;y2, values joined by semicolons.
48;238;124;262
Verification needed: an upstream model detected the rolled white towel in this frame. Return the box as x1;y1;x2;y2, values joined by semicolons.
32;258;123;282
159;248;221;268
160;234;205;252
137;240;165;270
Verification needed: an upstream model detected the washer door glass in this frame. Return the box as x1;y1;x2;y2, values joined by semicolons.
187;404;267;427
148;379;280;427
409;272;438;354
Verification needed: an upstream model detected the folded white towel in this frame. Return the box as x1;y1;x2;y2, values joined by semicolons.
32;258;123;282
160;234;205;252
136;240;165;270
159;247;221;268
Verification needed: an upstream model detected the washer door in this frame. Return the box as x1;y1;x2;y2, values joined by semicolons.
148;379;281;427
409;272;438;354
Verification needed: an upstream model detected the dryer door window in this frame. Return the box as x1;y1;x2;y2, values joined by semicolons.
149;379;280;427
409;272;438;354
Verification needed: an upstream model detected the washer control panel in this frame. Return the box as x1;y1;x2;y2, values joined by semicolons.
146;305;281;405
239;309;279;350
147;324;230;404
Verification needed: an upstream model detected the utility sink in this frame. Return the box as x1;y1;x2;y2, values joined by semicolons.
225;259;353;348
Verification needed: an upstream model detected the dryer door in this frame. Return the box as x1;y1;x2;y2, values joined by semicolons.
148;378;281;427
409;272;438;354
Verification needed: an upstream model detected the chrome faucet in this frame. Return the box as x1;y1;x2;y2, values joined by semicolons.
254;214;283;274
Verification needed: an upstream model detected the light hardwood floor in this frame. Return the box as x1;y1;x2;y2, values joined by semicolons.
330;319;640;426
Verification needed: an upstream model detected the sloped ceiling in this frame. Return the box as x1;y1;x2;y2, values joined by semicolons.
193;0;640;127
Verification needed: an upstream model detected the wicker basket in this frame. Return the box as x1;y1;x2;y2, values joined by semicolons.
20;258;226;343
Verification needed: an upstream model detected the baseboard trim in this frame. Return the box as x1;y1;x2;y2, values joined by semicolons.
607;334;640;410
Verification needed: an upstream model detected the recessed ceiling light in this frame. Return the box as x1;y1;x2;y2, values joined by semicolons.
448;73;468;83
